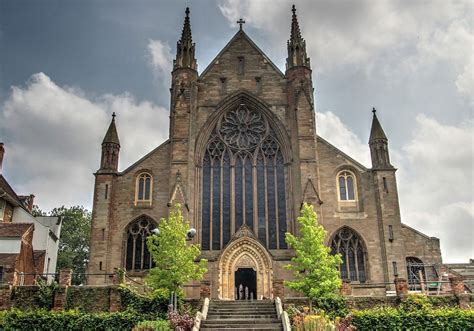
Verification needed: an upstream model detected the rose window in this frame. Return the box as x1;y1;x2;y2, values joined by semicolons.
218;105;267;150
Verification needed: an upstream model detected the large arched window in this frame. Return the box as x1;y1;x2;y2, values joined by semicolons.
337;171;356;201
201;103;289;250
135;172;152;205
331;227;367;282
406;257;425;290
125;217;156;271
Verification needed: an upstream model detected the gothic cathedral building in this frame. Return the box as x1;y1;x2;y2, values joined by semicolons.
87;7;442;298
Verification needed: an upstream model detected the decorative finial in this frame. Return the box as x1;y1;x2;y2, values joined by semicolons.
237;18;245;30
372;107;376;115
185;7;189;17
112;112;116;120
292;4;296;14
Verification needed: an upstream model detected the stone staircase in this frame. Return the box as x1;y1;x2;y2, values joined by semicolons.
200;300;283;331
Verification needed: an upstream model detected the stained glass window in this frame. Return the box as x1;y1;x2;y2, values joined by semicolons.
136;173;152;204
125;217;156;271
338;171;356;201
201;104;290;250
331;227;367;282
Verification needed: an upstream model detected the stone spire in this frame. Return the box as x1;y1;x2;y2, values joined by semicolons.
173;7;197;71
100;112;120;172
286;5;310;70
369;108;392;169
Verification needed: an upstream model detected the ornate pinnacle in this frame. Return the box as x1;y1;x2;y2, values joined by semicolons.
286;5;310;70
180;7;192;44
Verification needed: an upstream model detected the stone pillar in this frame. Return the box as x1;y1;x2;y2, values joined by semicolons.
53;269;73;310
0;284;12;310
340;279;352;296
109;286;122;312
273;279;284;299
200;280;211;299
59;269;72;286
394;277;408;297
449;276;465;295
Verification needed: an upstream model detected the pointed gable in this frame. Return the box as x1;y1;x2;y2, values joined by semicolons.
199;30;285;80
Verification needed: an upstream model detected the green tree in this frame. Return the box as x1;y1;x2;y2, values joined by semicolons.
146;204;207;296
50;206;91;285
285;203;342;300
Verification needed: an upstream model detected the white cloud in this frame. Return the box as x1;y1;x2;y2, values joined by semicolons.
218;0;473;103
147;39;173;87
317;111;370;167
0;72;169;211
317;111;474;262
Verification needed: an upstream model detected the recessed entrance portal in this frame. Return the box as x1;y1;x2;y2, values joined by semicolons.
235;268;257;300
218;228;273;300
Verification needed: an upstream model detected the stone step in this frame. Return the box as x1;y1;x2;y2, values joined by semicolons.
201;325;282;331
201;326;282;331
210;304;275;309
207;314;277;320
208;311;277;316
208;307;276;312
202;319;281;325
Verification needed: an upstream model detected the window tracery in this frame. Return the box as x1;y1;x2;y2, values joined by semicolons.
201;104;288;250
125;217;156;271
331;227;367;282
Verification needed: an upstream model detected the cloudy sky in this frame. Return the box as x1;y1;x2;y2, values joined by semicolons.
0;0;472;262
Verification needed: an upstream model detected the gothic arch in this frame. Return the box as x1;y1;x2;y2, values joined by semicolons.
329;226;369;282
194;91;292;165
122;215;158;271
218;229;273;300
195;91;294;251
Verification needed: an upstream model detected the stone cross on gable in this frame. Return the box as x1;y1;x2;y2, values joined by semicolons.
237;18;245;30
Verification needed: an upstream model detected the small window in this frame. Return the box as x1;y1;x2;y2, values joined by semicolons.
220;77;227;95
135;173;153;205
255;77;262;93
104;184;109;199
99;261;102;271
237;56;245;75
388;225;394;241
392;261;398;276
383;177;388;192
337;171;356;201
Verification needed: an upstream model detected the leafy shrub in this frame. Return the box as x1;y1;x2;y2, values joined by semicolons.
0;309;147;330
119;285;169;319
133;319;172;330
313;295;348;319
398;293;432;312
352;307;474;330
36;278;58;310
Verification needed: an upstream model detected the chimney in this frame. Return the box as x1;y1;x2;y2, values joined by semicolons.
0;143;4;174
27;194;35;213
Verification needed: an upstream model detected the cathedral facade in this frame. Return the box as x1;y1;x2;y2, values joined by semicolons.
87;6;442;298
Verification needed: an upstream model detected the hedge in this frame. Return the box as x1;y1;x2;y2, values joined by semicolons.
351;307;474;330
0;309;154;331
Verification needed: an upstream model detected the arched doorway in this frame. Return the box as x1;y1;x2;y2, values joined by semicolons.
218;226;273;300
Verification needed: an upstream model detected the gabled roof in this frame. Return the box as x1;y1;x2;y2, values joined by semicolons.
199;30;285;79
0;223;33;238
0;175;24;207
316;136;368;171
119;139;170;175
